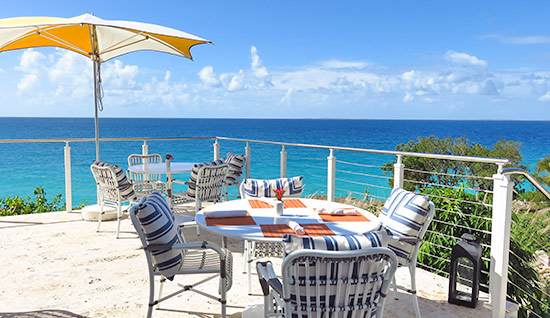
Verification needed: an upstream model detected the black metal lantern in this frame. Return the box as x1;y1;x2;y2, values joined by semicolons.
448;233;482;308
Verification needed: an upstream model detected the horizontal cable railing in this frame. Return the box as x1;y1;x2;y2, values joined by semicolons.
3;135;546;317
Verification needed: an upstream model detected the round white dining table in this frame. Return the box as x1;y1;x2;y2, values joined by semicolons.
127;162;196;205
196;198;381;243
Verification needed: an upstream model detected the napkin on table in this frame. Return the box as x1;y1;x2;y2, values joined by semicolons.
316;207;359;216
204;210;248;219
286;220;305;235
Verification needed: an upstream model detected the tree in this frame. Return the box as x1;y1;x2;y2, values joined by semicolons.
382;136;525;192
536;155;550;186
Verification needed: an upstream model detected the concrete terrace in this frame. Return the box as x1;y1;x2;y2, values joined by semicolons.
0;210;515;318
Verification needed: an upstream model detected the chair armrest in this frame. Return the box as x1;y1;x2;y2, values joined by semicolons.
173;179;194;186
257;261;283;296
388;235;422;243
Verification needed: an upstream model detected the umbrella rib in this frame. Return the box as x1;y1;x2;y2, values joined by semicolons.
100;30;189;60
100;32;149;56
34;25;90;56
0;25;86;54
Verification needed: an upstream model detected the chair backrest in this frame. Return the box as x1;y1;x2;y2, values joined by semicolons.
194;164;229;203
223;152;246;186
127;154;163;183
281;248;397;318
378;187;436;266
130;192;186;280
239;176;304;199
91;161;136;202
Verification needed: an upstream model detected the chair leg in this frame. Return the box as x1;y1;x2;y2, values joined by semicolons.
392;275;398;299
243;240;250;273
221;277;227;318
97;202;104;233
409;265;421;318
116;203;122;239
147;272;155;318
157;277;165;310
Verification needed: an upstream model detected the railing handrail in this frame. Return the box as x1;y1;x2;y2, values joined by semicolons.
0;135;511;165
0;136;217;143
500;168;550;200
216;137;511;165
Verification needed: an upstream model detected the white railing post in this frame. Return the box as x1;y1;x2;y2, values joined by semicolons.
245;142;251;179
214;139;220;160
142;140;148;155
64;142;72;213
490;172;513;318
327;149;336;202
393;155;404;189
280;145;287;178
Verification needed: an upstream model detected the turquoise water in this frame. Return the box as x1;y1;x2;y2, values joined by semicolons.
0;118;548;207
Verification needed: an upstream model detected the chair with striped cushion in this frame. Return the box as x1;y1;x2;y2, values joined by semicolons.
222;152;246;200
378;188;436;318
239;176;304;199
130;192;233;318
91;161;140;238
172;163;228;217
239;176;305;294
256;240;398;318
127;154;168;195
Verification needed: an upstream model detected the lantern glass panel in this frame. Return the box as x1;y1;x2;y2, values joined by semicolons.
455;257;474;302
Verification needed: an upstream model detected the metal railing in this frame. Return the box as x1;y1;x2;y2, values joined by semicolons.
0;135;536;318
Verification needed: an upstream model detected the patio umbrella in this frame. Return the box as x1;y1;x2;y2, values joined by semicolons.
0;13;211;160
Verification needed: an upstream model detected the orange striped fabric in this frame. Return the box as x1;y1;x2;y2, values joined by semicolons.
261;223;335;238
205;213;257;226
248;199;273;209
282;198;307;208
319;213;370;223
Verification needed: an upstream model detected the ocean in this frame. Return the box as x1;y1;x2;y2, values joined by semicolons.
0;118;548;207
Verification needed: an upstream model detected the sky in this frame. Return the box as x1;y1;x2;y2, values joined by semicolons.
0;1;549;120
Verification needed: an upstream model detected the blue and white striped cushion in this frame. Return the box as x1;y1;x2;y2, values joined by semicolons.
224;152;245;186
133;191;185;280
187;159;225;198
93;160;136;200
283;231;388;255
379;188;432;265
242;176;304;198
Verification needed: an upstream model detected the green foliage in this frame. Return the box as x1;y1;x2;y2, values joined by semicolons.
0;187;85;216
382;136;526;192
382;136;550;317
419;186;549;317
535;155;550;186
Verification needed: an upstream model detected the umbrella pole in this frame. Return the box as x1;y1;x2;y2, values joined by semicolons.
93;58;100;161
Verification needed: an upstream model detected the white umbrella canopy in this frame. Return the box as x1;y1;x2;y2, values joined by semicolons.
0;13;212;159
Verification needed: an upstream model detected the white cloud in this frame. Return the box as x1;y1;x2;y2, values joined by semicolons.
319;60;370;69
227;70;245;91
251;46;268;79
403;92;414;102
538;91;550;102
484;34;550;45
445;51;487;67
198;66;220;86
17;74;38;93
4;46;550;118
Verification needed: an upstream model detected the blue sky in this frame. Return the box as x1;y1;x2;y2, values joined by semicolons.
0;0;549;119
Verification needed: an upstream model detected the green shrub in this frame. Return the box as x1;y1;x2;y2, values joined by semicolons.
0;187;85;216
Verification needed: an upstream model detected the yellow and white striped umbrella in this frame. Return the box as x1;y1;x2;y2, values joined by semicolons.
0;14;212;159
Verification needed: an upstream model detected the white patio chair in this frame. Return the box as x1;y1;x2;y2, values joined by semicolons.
127;154;168;195
130;192;233;318
239;176;304;294
257;245;398;318
378;188;436;318
172;163;229;215
222;152;246;200
90;161;140;238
